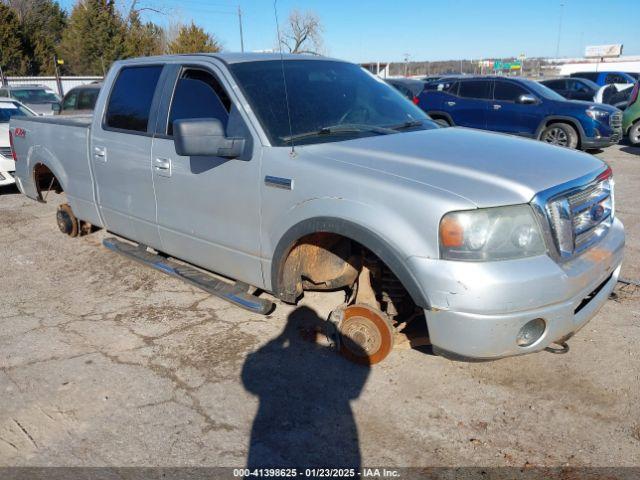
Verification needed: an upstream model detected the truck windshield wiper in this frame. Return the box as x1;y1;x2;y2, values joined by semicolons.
281;123;396;143
387;120;424;131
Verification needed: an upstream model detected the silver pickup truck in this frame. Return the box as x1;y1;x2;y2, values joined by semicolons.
10;53;625;364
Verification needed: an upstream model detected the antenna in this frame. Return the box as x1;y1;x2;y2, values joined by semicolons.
273;0;296;155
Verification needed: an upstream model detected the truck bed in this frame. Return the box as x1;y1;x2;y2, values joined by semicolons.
16;114;93;129
11;114;101;227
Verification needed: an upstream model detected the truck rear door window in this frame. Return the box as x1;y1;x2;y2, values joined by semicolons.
105;66;162;132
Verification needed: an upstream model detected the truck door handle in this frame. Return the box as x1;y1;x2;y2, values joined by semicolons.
153;157;172;177
493;104;502;110
446;101;456;106
94;146;106;162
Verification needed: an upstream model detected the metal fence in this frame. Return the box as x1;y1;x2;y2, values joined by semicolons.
3;76;102;96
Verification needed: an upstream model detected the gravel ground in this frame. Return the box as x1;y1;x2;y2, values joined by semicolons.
0;144;639;471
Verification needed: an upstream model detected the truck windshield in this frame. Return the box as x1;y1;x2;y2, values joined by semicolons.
11;89;60;104
0;102;33;122
230;60;437;146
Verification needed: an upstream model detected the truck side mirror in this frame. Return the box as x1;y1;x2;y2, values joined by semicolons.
173;118;246;159
52;102;61;114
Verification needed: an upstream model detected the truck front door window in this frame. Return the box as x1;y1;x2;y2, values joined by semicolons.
167;69;231;135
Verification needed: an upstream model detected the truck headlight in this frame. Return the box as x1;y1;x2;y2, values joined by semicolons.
439;205;546;261
585;108;609;121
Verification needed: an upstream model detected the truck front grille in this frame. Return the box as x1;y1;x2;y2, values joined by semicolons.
545;172;614;259
610;112;622;129
0;146;12;158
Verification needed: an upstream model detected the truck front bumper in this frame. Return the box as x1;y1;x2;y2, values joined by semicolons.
408;218;625;359
581;129;622;149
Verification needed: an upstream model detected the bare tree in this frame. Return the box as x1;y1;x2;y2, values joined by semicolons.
278;9;323;55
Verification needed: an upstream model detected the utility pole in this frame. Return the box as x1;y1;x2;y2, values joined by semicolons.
403;53;410;77
0;46;6;86
555;2;564;59
53;55;64;97
237;6;245;53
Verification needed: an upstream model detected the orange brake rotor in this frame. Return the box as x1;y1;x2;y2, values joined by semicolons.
339;304;394;365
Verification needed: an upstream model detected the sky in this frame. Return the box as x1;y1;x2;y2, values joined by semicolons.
58;0;640;63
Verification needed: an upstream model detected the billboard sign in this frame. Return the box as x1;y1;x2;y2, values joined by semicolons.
585;44;623;58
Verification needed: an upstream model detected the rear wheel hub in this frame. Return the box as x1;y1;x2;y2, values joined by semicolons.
56;203;79;237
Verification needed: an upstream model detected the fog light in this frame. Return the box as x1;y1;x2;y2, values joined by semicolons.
516;318;546;347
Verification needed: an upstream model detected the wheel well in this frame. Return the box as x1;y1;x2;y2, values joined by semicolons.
429;113;452;125
276;232;417;320
33;163;62;202
541;119;582;147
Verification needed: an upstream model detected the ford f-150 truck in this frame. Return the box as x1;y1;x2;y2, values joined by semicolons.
10;53;625;365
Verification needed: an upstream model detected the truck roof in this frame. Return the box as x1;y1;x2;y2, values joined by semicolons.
115;52;346;66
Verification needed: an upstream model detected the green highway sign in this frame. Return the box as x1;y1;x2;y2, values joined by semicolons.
493;60;522;70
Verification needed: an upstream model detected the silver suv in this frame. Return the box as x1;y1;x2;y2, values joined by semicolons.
0;84;61;116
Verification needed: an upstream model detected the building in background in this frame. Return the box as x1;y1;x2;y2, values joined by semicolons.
360;62;390;78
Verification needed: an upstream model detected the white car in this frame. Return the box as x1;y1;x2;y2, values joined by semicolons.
0;100;36;187
595;83;635;110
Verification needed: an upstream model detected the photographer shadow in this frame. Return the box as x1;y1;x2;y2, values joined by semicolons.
241;306;370;471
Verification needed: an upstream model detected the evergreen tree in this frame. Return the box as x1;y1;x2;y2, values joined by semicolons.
167;22;220;54
123;10;162;58
0;3;28;75
18;0;67;75
58;0;125;75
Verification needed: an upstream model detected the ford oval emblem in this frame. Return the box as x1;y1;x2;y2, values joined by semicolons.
590;204;605;222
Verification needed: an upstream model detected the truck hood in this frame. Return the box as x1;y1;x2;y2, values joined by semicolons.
304;127;605;208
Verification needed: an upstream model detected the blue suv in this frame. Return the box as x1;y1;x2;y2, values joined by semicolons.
418;76;622;149
569;71;637;87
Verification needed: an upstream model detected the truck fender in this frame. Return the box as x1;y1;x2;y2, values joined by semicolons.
270;216;430;309
27;145;69;196
535;115;586;143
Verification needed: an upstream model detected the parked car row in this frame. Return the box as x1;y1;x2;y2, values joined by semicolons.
0;82;102;188
0;85;60;116
539;77;600;102
542;71;638;112
421;76;621;150
387;69;639;148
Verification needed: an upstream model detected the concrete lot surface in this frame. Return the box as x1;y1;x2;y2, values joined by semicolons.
0;144;639;469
